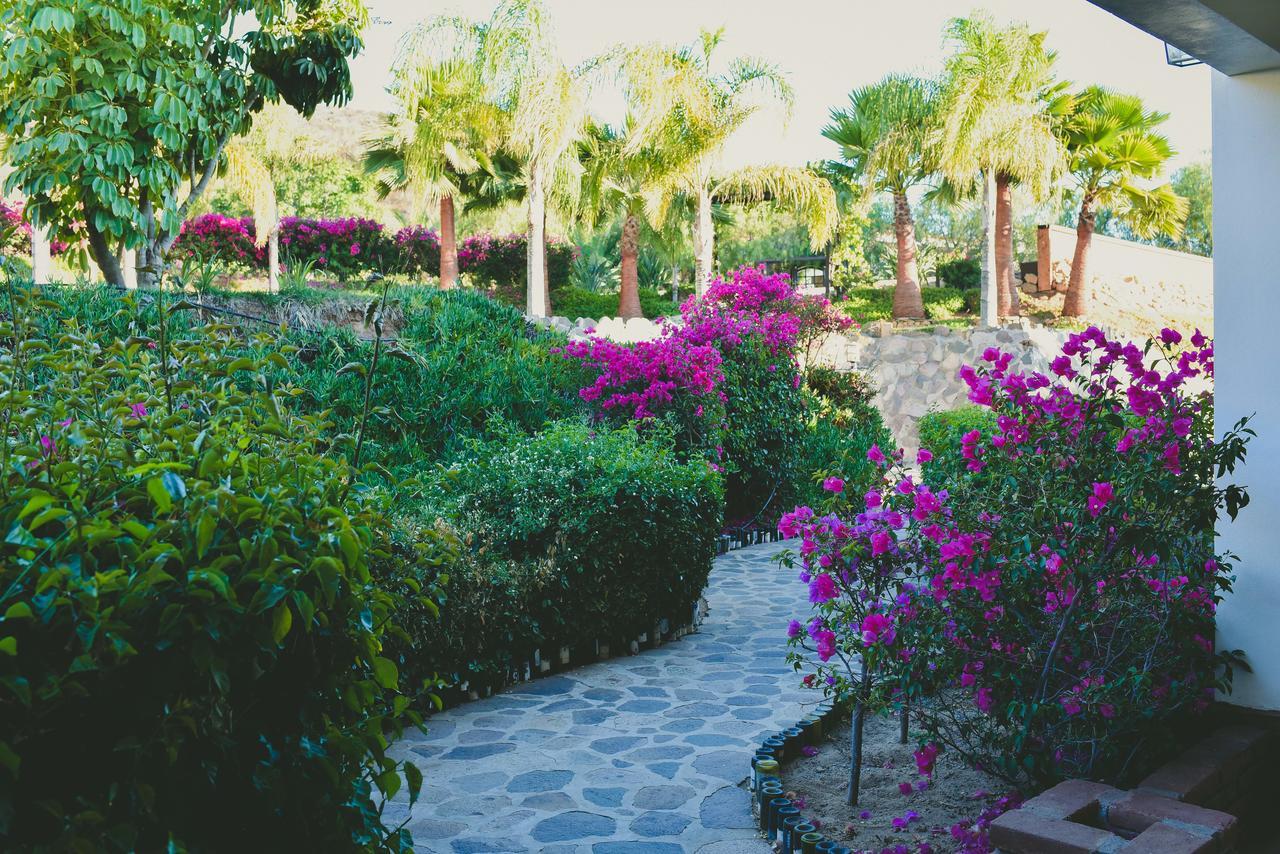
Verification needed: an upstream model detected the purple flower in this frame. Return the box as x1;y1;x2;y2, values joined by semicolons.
129;403;148;419
822;476;845;494
809;573;838;603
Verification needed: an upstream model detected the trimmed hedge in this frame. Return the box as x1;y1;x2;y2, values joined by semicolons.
410;421;723;690
552;286;676;320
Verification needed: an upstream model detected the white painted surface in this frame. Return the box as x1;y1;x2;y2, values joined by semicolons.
1213;67;1280;712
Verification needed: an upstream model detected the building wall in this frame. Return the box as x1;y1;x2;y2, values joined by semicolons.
1213;67;1280;712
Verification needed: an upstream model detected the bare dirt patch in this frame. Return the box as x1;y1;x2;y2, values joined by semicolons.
781;711;1012;852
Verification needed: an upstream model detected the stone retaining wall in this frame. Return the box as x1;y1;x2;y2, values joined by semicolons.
534;313;1071;451
811;324;1070;451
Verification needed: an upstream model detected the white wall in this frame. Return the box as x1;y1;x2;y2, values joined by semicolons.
1213;67;1280;712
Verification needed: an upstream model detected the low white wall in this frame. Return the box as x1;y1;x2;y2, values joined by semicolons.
1212;67;1280;713
530;314;668;344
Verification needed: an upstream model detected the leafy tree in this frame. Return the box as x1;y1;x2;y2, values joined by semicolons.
824;75;938;318
0;0;367;288
1164;161;1211;257
371;17;507;289
936;14;1068;322
1059;87;1187;317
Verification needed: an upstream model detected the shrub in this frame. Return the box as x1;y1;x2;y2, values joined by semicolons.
417;421;723;688
388;225;441;279
552;286;674;320
936;257;981;289
805;366;877;412
279;217;391;282
837;287;974;324
263;288;589;479
169;213;263;271
779;326;1252;791
792;399;894;515
459;233;575;289
0;291;430;850
917;406;997;505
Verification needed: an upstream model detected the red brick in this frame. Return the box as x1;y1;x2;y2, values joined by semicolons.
990;809;1123;854
1105;791;1237;841
1121;822;1219;854
1023;779;1121;821
1136;758;1220;802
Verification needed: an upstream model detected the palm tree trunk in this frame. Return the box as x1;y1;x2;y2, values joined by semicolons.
1062;200;1095;318
526;163;547;317
979;170;998;328
440;195;459;289
543;209;552;316
694;185;714;296
994;173;1018;317
891;190;925;319
268;225;280;293
618;213;643;319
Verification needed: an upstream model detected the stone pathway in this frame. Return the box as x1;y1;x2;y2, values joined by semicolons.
387;539;815;853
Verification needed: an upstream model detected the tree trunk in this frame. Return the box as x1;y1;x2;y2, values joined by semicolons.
83;213;125;287
891;190;925;319
979;170;998;328
694;184;714;296
542;209;551;316
1062;201;1095;318
31;224;52;285
526;163;547;317
268;225;280;293
440;195;459;289
670;263;680;305
849;698;866;806
617;213;643;319
995;173;1019;317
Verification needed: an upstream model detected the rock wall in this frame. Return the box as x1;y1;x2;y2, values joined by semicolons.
812;324;1071;451
533;312;1071;452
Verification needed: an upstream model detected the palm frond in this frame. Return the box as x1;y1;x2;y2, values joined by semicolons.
711;165;839;249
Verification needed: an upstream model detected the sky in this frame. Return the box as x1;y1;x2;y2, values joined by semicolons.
349;0;1212;171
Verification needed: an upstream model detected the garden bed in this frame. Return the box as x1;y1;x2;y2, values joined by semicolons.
779;710;1013;852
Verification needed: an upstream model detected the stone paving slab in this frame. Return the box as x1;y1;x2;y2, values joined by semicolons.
387;539;814;853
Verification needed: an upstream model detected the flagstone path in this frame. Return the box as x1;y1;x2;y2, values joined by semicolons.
386;539;816;854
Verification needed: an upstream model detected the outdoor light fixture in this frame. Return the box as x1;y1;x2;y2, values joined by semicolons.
1165;42;1203;67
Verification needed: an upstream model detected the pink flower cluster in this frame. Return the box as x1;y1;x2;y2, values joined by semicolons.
558;266;805;423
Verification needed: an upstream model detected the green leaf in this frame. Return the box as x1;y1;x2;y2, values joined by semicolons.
0;637;16;656
161;471;187;501
372;656;398;690
195;512;215;559
146;476;172;513
2;603;33;621
17;493;55;521
404;761;423;804
271;604;293;644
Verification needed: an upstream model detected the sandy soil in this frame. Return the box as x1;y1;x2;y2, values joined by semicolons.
781;710;1011;853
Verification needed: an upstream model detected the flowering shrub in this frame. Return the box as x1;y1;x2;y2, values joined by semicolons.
278;216;391;281
782;325;1252;792
0;199;70;258
169;213;263;270
390;225;441;278
459;232;575;289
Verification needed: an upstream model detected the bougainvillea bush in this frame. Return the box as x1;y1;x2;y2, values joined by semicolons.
560;266;846;526
459;233;574;290
168;213;264;271
781;325;1252;795
0;289;436;850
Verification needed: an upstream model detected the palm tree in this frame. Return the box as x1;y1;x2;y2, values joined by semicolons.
824;75;938;319
576;121;691;318
936;14;1069;324
375;17;507;290
619;29;796;291
1059;87;1187;317
482;0;588;317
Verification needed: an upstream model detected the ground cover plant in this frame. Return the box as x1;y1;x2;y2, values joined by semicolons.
780;325;1251;809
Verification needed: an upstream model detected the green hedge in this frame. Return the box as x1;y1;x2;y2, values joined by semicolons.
405;421;723;690
837;287;974;324
552;286;676;320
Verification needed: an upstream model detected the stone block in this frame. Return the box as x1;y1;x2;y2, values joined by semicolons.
1120;822;1221;854
1023;779;1121;822
1106;792;1237;842
990;809;1123;853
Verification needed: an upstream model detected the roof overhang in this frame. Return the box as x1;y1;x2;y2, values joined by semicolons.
1088;0;1280;75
